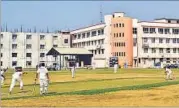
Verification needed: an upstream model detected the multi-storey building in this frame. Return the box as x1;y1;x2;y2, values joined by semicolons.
134;18;179;68
71;12;133;68
0;31;71;68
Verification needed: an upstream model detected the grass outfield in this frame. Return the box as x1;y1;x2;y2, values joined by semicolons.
1;68;179;106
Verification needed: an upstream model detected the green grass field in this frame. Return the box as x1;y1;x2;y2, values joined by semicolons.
1;68;179;106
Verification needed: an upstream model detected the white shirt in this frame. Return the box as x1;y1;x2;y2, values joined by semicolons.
37;67;48;79
166;68;172;74
1;71;4;75
13;72;23;79
114;64;118;69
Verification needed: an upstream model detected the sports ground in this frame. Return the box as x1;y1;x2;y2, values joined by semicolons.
1;68;179;107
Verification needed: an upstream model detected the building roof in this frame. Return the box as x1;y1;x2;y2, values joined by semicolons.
46;47;93;55
71;23;105;32
155;18;179;21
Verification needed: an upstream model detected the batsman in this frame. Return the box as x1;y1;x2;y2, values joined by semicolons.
35;63;50;95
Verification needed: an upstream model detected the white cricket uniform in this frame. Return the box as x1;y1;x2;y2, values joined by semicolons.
165;68;172;80
9;71;23;92
114;64;118;73
71;66;75;78
37;67;48;94
1;70;5;85
92;62;96;70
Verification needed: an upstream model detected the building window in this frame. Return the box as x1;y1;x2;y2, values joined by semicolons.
40;53;45;57
26;53;32;57
98;29;104;35
119;23;121;27
143;27;149;33
143;38;148;43
73;35;77;40
101;29;104;35
173;48;177;53
0;61;2;66
77;34;81;39
12;44;17;49
101;49;104;54
159;48;163;53
87;32;90;38
53;44;58;48
166;48;170;53
12;61;17;66
40;35;45;40
12;53;17;57
151;38;155;43
92;31;97;36
26;35;32;39
116;33;118;37
26;44;32;49
166;38;170;43
0;44;3;48
53;36;58;40
0;53;2;57
116;24;118;28
82;33;85;38
164;28;170;34
172;29;179;34
0;34;3;39
168;20;171;23
122;33;124;37
159;38;163;43
144;48;148;53
26;61;32;66
158;28;164;34
133;28;137;34
64;39;68;43
114;33;116;37
173;38;177;43
133;38;137;46
40;45;45;49
166;58;170;63
152;48;156;53
122;23;124;27
12;34;17;40
177;38;179;43
150;28;156;33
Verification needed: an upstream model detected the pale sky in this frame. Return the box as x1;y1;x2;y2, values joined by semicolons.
2;1;179;32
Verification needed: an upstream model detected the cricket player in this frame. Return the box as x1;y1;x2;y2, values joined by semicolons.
9;67;24;94
114;63;118;73
1;69;6;85
35;63;50;95
71;61;76;78
92;62;96;70
165;66;174;80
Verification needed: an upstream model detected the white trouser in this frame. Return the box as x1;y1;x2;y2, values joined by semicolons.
39;79;48;94
166;71;172;79
92;65;96;70
1;76;4;85
9;77;23;92
71;68;75;78
114;67;117;73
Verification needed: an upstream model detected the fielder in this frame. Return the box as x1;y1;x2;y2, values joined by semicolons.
92;62;96;70
35;63;50;95
114;63;118;73
71;64;76;78
9;67;24;94
1;69;6;85
165;67;175;80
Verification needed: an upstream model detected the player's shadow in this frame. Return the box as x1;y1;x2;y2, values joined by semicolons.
17;90;32;94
